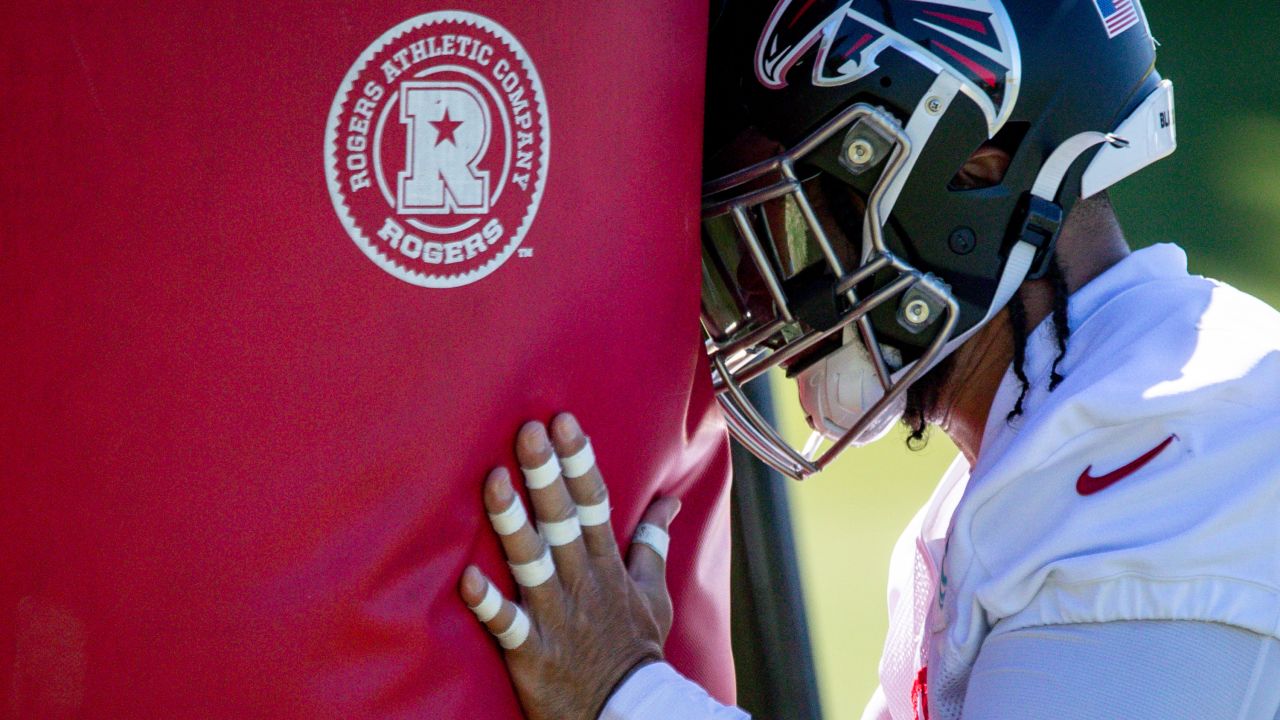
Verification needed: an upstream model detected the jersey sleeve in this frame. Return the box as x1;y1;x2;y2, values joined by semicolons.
602;662;752;720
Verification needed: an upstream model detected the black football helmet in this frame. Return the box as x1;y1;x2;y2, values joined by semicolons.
701;0;1177;477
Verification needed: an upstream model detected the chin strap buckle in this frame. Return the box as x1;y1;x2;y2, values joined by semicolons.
1014;193;1064;280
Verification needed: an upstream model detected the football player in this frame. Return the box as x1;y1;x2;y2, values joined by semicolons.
459;1;1280;718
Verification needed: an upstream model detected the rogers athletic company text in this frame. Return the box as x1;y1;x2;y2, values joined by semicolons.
327;11;548;287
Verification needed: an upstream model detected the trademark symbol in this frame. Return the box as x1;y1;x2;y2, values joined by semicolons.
518;248;534;258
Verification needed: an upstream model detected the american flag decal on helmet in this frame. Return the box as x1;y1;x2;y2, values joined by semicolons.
755;0;1020;133
1092;0;1141;39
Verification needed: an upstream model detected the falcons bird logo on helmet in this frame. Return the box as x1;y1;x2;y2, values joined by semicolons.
755;0;1021;133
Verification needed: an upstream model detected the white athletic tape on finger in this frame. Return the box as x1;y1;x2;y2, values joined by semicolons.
521;456;561;490
537;516;582;546
495;606;531;650
576;499;611;527
559;439;596;478
632;523;670;562
468;581;503;623
509;546;556;587
487;497;528;536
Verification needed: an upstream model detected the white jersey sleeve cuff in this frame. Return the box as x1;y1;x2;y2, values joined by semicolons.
600;661;751;720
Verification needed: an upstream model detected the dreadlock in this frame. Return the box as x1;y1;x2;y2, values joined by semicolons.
904;365;939;451
1005;288;1032;422
1046;256;1071;391
1006;254;1073;422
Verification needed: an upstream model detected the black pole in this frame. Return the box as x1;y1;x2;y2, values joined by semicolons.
729;379;824;720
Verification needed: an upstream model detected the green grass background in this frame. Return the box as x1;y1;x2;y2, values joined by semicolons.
781;2;1280;716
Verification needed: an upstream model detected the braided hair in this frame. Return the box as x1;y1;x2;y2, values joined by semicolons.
1005;255;1072;422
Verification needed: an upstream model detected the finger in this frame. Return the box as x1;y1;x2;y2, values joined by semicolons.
484;468;563;609
549;413;617;558
517;421;591;583
627;497;681;589
460;566;535;652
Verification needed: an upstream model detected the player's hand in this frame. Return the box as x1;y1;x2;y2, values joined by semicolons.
458;413;679;720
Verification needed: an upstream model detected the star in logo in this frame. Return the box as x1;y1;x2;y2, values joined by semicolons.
431;108;463;146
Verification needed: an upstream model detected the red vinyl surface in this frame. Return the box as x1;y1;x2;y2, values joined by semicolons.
0;3;733;717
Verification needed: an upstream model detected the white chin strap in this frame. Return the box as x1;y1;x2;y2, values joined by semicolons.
800;129;1123;444
923;79;1176;378
918;129;1120;371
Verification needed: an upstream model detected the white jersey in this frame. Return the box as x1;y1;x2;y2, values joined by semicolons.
866;243;1280;720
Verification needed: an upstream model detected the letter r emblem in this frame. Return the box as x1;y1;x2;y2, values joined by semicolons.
397;82;491;214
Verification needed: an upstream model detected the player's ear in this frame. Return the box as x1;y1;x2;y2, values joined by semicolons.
951;145;1011;191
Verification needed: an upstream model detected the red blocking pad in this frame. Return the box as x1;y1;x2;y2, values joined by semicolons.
0;3;733;717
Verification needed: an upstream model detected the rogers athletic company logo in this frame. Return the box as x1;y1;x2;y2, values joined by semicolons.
326;12;549;287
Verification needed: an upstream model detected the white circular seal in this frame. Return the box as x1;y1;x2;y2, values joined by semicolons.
326;12;550;287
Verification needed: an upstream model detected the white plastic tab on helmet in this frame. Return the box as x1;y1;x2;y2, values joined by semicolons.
521;455;562;490
495;606;531;650
509;546;556;587
559;439;596;479
802;430;825;462
468;581;504;623
632;523;670;562
576;499;611;527
1082;80;1176;198
537;516;582;547
487;497;528;536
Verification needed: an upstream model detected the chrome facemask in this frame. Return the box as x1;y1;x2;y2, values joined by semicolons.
700;103;960;479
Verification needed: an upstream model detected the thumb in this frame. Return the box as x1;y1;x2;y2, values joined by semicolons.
627;497;681;589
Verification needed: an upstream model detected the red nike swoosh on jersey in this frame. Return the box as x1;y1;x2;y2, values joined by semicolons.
1076;434;1178;496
